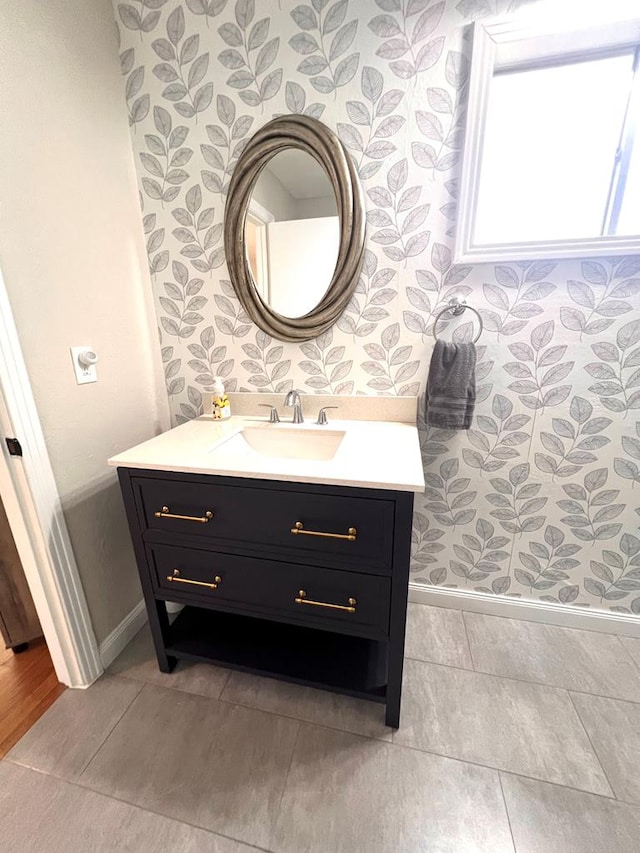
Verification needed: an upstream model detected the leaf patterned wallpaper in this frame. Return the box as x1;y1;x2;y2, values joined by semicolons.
114;0;640;616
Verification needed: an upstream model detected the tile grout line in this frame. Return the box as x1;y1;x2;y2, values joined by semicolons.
566;690;617;801
10;751;640;851
13;732;640;814
497;772;518;853
9;686;640;817
100;624;639;807
460;610;477;670
111;673;390;746
8;704;623;810
274;720;302;831
403;653;640;706
213;693;391;742
73;677;145;781
65;674;623;804
10;613;640;849
390;727;617;803
4;761;276;853
614;634;640;680
112;654;640;762
50;682;301;852
110;680;618;807
113;670;231;703
215;667;233;701
456;604;640;641
333;713;631;806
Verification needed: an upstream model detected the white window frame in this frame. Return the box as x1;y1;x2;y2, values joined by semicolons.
455;13;640;264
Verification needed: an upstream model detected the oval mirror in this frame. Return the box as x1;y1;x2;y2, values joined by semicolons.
245;149;340;319
224;115;365;342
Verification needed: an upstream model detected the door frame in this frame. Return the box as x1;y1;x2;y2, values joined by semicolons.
0;266;102;687
246;198;274;303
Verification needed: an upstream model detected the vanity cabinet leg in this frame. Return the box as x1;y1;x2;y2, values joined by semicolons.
386;490;413;729
149;599;176;673
385;649;404;729
386;581;408;729
159;655;177;674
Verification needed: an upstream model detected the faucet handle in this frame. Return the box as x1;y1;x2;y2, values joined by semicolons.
258;404;280;424
316;406;338;426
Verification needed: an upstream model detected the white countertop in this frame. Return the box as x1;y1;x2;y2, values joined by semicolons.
108;414;425;493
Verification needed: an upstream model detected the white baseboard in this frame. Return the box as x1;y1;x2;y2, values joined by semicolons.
98;600;148;670
408;583;640;638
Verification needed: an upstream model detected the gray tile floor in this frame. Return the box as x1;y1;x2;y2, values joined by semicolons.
3;603;640;852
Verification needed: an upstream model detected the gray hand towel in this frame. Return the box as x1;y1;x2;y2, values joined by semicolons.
425;339;476;430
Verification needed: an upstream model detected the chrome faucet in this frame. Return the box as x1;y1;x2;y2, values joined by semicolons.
316;406;338;426
284;389;304;423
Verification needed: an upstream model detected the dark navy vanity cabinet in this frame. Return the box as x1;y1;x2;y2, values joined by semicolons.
117;467;414;727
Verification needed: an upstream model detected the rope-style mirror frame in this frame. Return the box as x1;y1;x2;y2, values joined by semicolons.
224;115;365;343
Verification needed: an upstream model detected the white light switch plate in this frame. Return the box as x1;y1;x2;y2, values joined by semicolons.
70;346;98;384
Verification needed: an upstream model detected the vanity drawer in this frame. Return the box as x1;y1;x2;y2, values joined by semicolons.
133;476;394;574
147;543;391;637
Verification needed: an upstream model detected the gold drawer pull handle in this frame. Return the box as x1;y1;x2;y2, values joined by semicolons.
166;569;222;590
290;521;357;541
295;589;357;613
155;506;213;523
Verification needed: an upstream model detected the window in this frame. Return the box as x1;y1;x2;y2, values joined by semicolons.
456;11;640;262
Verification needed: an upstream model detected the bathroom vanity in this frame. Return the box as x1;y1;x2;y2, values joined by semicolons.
110;395;424;727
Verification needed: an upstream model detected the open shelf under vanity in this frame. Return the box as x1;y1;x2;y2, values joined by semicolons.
166;605;388;703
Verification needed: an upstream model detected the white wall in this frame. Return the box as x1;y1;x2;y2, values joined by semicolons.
0;0;170;644
251;167;298;221
296;195;338;219
267;217;340;316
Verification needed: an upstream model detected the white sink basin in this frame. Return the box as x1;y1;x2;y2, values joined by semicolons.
210;425;346;462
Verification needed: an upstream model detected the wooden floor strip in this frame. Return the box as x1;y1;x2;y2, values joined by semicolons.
0;639;65;759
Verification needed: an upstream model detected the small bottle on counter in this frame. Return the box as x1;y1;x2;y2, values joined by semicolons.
211;376;231;420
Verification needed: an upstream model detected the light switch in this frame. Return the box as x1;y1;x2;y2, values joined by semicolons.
70;346;98;384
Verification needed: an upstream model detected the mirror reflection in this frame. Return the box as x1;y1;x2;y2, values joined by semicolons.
244;150;339;318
